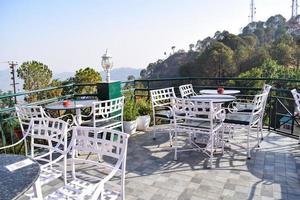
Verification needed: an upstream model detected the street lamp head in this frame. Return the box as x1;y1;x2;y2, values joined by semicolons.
101;49;113;82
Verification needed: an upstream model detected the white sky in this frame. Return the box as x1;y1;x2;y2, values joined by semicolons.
0;0;293;73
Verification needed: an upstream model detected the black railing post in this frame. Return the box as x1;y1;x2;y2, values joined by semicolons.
147;80;150;100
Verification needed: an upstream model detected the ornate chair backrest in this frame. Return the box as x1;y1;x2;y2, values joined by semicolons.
28;117;68;168
261;84;272;116
291;89;300;114
179;84;197;98
92;97;124;129
262;84;272;94
172;98;223;130
15;105;48;134
249;93;267;126
150;87;176;108
71;126;129;181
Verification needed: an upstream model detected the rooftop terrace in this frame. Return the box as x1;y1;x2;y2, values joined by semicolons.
18;126;300;200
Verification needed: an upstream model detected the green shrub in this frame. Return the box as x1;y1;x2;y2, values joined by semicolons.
137;98;152;116
123;98;138;121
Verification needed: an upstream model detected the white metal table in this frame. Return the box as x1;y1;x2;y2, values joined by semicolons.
45;99;95;124
199;89;240;95
190;94;236;103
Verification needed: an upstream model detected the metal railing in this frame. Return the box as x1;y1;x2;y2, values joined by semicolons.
0;80;135;150
0;77;299;150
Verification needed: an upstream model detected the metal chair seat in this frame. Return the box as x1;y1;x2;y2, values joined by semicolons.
155;110;173;119
225;113;259;125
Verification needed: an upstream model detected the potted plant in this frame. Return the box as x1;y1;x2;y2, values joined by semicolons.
136;99;152;131
123;98;138;134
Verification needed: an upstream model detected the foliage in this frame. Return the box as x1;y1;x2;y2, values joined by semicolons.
123;98;138;121
17;61;52;102
46;79;63;99
141;14;300;80
0;90;14;108
74;67;102;94
136;98;152;116
230;59;300;91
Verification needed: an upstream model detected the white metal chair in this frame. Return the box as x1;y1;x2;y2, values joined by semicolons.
44;126;129;200
0;117;69;199
291;89;300;142
15;105;74;156
150;87;176;146
172;97;225;167
179;84;197;98
80;97;124;131
229;84;272;112
224;93;267;159
27;117;69;199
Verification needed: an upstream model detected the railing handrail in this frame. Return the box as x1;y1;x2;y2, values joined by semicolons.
134;76;300;83
0;83;74;100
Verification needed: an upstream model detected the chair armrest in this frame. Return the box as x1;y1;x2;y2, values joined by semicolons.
0;134;27;151
90;158;125;200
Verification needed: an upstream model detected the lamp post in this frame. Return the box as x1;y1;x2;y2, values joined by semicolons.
97;49;121;100
101;49;113;83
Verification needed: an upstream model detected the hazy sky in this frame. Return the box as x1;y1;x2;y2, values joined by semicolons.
0;0;292;73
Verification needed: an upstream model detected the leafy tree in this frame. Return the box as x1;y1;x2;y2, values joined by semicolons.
270;34;296;65
197;41;237;77
17;61;52;102
74;67;101;94
47;79;63;99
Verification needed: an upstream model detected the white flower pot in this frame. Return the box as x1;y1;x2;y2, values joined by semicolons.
136;115;151;131
123;120;137;135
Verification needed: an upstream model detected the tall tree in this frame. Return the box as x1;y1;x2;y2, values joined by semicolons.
74;67;101;94
17;61;52;102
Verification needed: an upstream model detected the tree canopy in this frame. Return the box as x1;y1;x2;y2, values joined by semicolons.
74;67;102;94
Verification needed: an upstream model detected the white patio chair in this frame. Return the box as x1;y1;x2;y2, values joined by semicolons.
15;105;74;155
229;84;272;112
291;89;300;142
150;87;176;146
172;97;225;167
224;93;267;159
0;117;69;199
80;96;124;131
179;84;197;98
44;126;129;200
228;84;271;140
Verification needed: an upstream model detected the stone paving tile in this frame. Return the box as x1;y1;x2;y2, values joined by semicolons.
18;128;300;200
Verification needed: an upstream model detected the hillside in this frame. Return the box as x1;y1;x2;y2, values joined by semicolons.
141;15;300;79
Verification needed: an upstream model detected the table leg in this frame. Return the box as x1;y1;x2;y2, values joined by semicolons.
76;109;82;125
33;177;43;199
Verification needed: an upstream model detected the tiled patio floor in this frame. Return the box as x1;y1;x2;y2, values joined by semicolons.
21;126;300;200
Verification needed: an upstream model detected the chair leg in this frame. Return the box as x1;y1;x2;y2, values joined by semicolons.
221;127;225;154
209;134;214;168
153;117;156;140
174;128;178;161
256;125;260;148
247;128;251;159
260;121;264;140
168;128;173;147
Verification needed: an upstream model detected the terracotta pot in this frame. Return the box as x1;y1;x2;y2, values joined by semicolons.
63;100;71;107
217;87;224;94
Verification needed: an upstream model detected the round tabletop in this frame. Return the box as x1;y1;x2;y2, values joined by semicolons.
199;89;240;95
0;154;40;200
45;99;95;110
190;94;236;103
